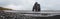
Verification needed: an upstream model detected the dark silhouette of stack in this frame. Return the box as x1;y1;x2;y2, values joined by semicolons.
32;2;41;12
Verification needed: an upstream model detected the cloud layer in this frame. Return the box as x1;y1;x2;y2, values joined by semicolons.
0;0;60;10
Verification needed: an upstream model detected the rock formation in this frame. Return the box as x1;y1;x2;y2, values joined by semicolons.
32;2;41;12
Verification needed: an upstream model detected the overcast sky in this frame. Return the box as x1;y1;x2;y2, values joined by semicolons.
0;0;60;10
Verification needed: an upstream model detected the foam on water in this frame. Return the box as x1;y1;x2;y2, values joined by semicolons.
4;10;60;17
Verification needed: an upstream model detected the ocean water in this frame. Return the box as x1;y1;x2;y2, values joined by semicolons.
4;10;60;13
4;10;60;17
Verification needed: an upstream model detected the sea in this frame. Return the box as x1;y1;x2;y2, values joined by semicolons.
4;10;60;17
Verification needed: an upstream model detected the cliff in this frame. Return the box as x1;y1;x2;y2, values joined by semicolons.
0;7;12;10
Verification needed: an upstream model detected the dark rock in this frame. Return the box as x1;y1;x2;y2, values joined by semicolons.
32;2;41;12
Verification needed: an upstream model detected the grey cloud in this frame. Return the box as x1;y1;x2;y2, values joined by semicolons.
0;0;60;10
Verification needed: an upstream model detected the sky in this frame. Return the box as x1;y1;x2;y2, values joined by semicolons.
0;0;60;10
